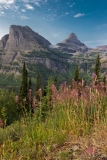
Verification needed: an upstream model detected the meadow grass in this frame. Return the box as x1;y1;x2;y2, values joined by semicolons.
0;79;107;159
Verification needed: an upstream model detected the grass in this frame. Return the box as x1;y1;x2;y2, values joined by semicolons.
0;79;107;159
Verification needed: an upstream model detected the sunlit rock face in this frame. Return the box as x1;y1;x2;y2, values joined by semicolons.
0;25;51;52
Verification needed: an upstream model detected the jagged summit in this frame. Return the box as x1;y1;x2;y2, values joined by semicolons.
62;33;78;44
67;33;77;39
56;33;88;53
0;25;51;52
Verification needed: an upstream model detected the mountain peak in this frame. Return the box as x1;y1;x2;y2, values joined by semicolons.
10;25;33;31
0;25;51;52
56;32;88;53
67;33;77;39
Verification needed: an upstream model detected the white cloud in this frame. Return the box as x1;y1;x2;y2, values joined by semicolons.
52;33;59;38
22;0;44;6
22;0;29;2
13;5;20;11
34;1;40;6
0;0;48;19
84;39;107;48
20;15;29;20
21;9;26;12
66;12;69;15
25;4;34;10
69;3;75;7
0;11;5;16
74;13;85;18
3;5;11;10
0;0;15;4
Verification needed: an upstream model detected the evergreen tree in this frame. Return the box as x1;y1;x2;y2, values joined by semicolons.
28;77;33;113
19;62;28;101
94;54;101;79
54;76;57;85
35;73;41;101
36;73;41;92
40;77;54;120
103;76;106;85
28;77;32;90
74;65;79;82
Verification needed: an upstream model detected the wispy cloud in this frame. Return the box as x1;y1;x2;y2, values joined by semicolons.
0;11;5;16
20;15;29;20
0;0;47;11
51;33;59;38
22;0;46;6
21;9;26;12
0;0;48;19
0;0;15;4
69;3;75;7
25;4;34;10
65;12;69;15
84;39;107;47
74;13;85;18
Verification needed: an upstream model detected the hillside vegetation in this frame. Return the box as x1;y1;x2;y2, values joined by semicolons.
0;58;107;159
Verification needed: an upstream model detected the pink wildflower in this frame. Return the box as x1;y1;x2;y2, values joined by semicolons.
85;147;96;156
29;89;32;92
38;88;42;99
92;73;96;77
32;102;36;109
15;95;19;103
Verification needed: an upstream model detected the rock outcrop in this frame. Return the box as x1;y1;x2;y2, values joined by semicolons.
56;33;88;53
0;25;51;52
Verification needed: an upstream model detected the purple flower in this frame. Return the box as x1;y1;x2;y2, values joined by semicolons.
85;85;90;88
92;73;97;77
29;89;32;92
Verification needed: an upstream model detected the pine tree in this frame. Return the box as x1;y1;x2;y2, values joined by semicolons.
40;77;54;120
54;76;57;85
28;77;33;113
28;77;32;90
74;65;79;82
94;54;101;79
19;62;28;101
36;73;41;92
103;76;106;85
35;73;41;101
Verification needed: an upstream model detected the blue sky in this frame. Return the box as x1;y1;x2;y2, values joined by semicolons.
0;0;107;48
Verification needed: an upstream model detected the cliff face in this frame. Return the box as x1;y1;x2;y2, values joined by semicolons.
0;25;69;75
0;25;53;65
0;34;9;49
56;33;88;53
0;25;51;52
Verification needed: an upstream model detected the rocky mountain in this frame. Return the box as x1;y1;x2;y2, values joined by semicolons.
0;25;52;64
55;33;88;53
0;25;51;52
0;25;75;88
0;25;105;88
97;45;107;50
